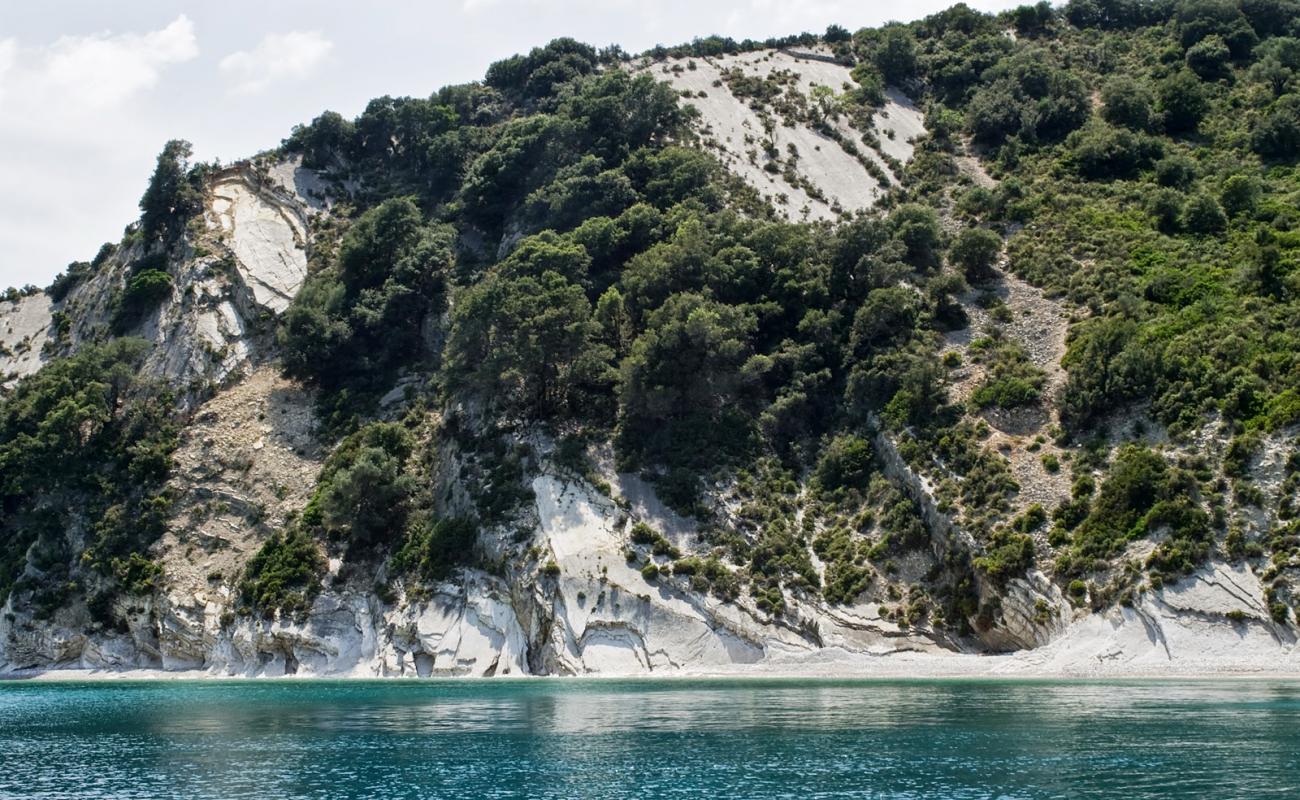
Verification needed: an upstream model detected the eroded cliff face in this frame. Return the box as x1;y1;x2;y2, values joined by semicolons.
0;293;53;387
637;48;924;222
2;67;1297;678
3;461;1293;676
1;158;321;406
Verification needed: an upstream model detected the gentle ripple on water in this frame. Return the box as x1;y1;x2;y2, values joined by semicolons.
0;678;1297;799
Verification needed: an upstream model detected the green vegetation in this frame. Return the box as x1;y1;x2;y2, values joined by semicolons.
239;529;324;617
12;0;1300;632
299;422;416;548
139;139;205;247
281;198;454;429
0;340;177;612
392;517;478;583
968;336;1046;410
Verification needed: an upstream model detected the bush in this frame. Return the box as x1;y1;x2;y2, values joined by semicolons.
1183;193;1227;234
1100;76;1153;130
239;529;324;617
974;528;1034;585
0;339;177;612
139;139;204;245
1185;35;1231;80
949;227;1002;283
1154;154;1196;188
815;435;875;493
112;268;172;333
889;204;943;267
304;422;415;547
393;517;478;582
1067;123;1160;179
1252;95;1300;160
1220;175;1260;218
972;376;1042;408
1157;71;1208;133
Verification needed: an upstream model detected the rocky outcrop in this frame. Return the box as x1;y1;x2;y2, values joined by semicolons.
5;553;1293;677
870;415;1073;651
0;471;957;676
208;166;311;314
0;293;53;386
31;158;322;405
995;563;1299;676
638;49;923;221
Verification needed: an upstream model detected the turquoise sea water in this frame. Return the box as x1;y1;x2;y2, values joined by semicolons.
0;678;1297;799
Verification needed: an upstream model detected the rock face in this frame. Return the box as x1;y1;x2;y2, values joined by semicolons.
0;293;53;386
996;563;1300;676
639;49;924;221
0;471;954;676
208;167;310;314
24;159;322;406
1;82;1296;680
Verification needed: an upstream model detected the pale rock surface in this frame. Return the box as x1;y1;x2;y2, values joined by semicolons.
208;168;310;314
0;293;53;386
638;50;924;221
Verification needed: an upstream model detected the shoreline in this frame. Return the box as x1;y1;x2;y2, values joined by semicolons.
6;659;1300;683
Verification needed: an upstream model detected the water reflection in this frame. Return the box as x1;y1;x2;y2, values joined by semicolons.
0;679;1298;799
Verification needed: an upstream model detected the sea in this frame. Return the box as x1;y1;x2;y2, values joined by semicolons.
0;677;1297;798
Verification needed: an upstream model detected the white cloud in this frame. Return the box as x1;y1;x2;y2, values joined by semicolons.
4;15;199;112
220;31;333;94
0;16;199;288
0;38;15;102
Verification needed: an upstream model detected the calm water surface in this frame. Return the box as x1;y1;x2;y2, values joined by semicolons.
0;677;1297;799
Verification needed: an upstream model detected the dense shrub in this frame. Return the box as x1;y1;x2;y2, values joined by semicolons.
0;340;177;610
239;529;325;617
301;422;415;547
949;227;1002;283
393;517;478;582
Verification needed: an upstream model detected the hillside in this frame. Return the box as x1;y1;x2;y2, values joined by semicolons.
3;0;1300;677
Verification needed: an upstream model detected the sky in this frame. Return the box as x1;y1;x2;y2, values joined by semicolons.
0;1;1020;288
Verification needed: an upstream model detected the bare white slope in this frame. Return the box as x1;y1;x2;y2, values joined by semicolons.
0;294;52;386
639;50;925;221
209;169;310;314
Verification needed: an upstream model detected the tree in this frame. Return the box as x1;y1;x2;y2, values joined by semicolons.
1100;76;1153;130
1220;175;1261;218
1185;35;1231;81
967;50;1090;145
889;204;942;267
1067;122;1160;179
1175;0;1258;57
1154;154;1197;188
485;38;599;102
280;197;454;425
617;293;757;468
139;140;203;246
849;286;919;358
448;271;611;419
1060;315;1153;430
872;26;919;84
284;110;355;169
1157;71;1209;134
1252;95;1300;160
1011;2;1055;36
1147;187;1184;233
307;423;415;546
950;227;1003;283
1183;192;1227;233
815;435;875;491
824;24;851;43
